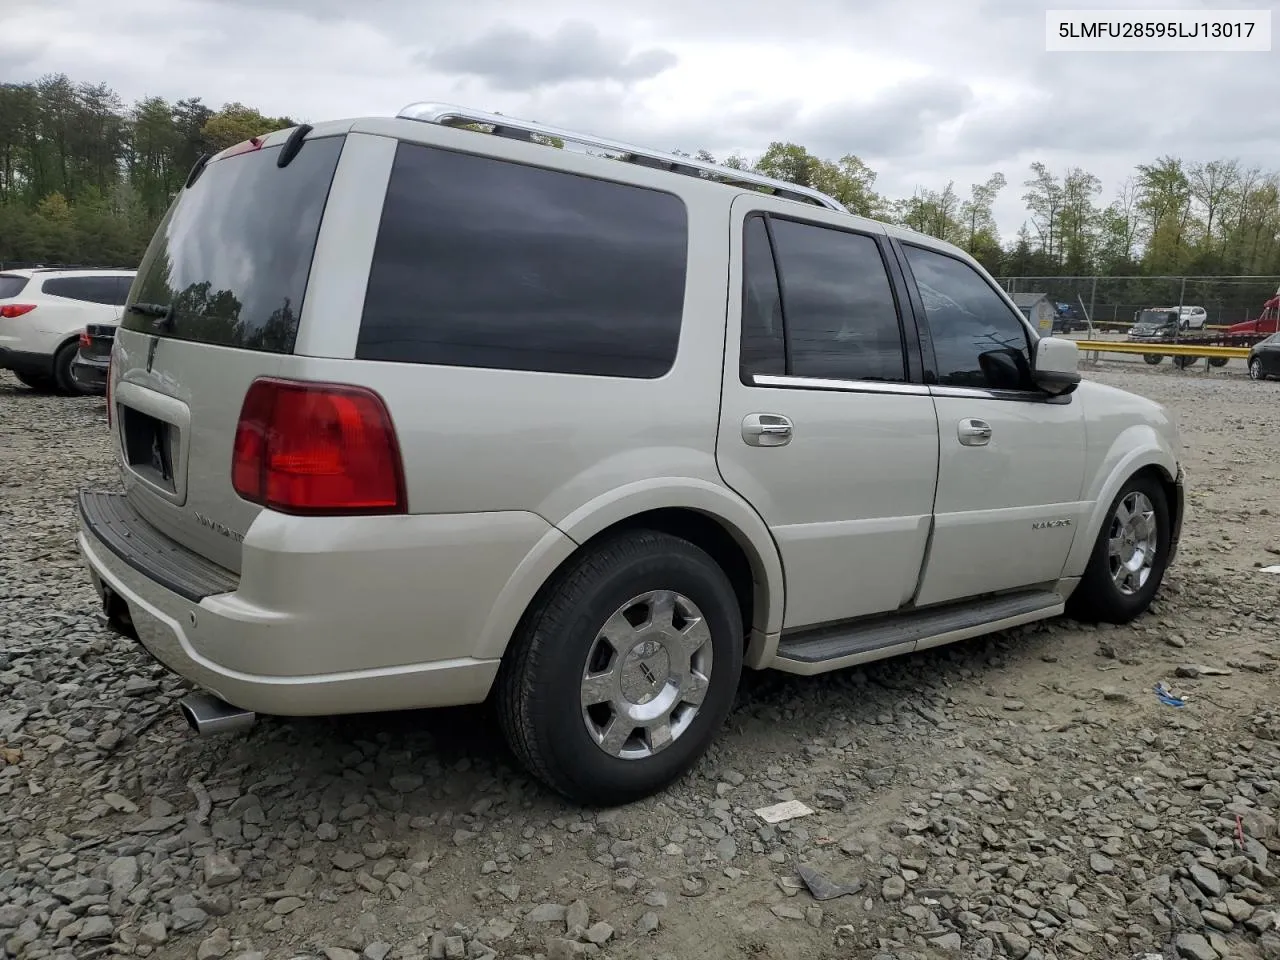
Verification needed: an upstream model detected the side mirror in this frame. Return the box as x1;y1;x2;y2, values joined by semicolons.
1033;337;1081;395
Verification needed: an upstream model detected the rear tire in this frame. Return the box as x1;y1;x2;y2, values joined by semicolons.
52;341;85;395
1067;473;1171;625
1250;358;1265;381
496;530;743;807
12;371;55;391
1208;357;1229;368
1143;354;1163;365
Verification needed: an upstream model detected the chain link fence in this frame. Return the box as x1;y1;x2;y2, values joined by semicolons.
996;275;1280;328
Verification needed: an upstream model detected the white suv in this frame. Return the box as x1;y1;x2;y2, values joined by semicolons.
76;105;1185;806
0;267;136;392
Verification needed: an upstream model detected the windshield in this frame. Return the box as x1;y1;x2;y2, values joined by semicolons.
1136;310;1174;325
122;136;344;353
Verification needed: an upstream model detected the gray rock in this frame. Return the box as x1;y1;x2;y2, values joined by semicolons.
0;905;27;928
1000;932;1031;959
527;904;566;924
171;907;210;933
1175;933;1219;960
931;932;963;954
77;916;114;941
364;944;393;960
584;922;613;945
198;929;233;960
1090;853;1116;875
204;853;243;888
106;856;138;892
882;876;907;901
1189;864;1225;898
324;950;360;960
566;900;589;935
138;921;168;945
637;911;660;934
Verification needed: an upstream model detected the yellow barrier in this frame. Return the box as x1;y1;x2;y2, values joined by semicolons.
1074;340;1251;359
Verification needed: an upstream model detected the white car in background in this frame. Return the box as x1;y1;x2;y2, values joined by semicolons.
0;267;136;393
1177;305;1208;330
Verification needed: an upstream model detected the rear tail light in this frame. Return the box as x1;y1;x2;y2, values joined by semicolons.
79;332;91;349
231;378;406;515
0;304;36;319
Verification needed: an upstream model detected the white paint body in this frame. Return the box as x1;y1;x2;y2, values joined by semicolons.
76;117;1184;717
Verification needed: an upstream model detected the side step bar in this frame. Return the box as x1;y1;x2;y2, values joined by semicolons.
772;589;1063;676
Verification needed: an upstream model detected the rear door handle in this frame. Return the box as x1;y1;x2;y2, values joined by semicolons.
742;413;793;447
957;418;992;446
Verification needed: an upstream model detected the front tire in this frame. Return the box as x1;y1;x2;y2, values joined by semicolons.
1067;474;1171;624
1250;358;1265;381
496;530;743;807
1143;354;1163;365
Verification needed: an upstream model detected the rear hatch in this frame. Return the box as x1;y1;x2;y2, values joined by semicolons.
112;132;345;572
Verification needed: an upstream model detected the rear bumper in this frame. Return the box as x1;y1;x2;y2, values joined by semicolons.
71;354;109;393
75;490;558;716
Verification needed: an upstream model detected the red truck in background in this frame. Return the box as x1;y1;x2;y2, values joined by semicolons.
1226;295;1280;337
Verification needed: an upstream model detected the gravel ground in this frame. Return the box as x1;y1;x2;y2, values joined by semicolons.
1;363;1279;960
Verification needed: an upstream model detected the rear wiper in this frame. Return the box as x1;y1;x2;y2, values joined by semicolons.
128;302;175;331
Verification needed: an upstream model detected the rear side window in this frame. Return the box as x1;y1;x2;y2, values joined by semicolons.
124;137;344;353
0;275;29;299
740;214;906;383
357;144;689;378
42;276;129;306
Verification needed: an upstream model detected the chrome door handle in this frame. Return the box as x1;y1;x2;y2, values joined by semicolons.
957;418;992;446
742;413;793;447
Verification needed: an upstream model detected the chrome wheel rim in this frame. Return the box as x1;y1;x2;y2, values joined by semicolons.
1250;359;1262;380
579;590;713;760
1108;491;1158;596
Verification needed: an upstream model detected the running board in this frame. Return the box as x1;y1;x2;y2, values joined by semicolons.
771;589;1064;676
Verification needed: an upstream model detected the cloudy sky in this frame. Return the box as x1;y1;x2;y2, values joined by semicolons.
2;0;1274;237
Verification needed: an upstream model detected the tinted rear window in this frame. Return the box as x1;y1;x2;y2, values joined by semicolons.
123;137;343;353
0;275;29;299
357;143;688;378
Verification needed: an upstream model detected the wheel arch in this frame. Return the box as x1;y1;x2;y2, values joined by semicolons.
474;479;786;668
1062;436;1180;579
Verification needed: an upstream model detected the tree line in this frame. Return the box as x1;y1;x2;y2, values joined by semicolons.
3;74;1279;315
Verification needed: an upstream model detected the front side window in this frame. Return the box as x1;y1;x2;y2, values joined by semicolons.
903;244;1033;390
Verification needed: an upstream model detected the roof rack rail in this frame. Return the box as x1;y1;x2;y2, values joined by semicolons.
396;102;848;213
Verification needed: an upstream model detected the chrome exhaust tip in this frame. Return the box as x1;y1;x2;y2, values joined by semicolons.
179;692;256;736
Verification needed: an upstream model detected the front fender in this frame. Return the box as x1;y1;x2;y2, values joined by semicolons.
1062;425;1180;578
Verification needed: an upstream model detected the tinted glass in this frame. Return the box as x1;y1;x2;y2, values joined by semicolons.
0;275;29;299
740;216;785;380
43;276;121;305
115;276;133;305
904;244;1033;390
124;137;344;353
358;143;688;378
769;218;905;382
